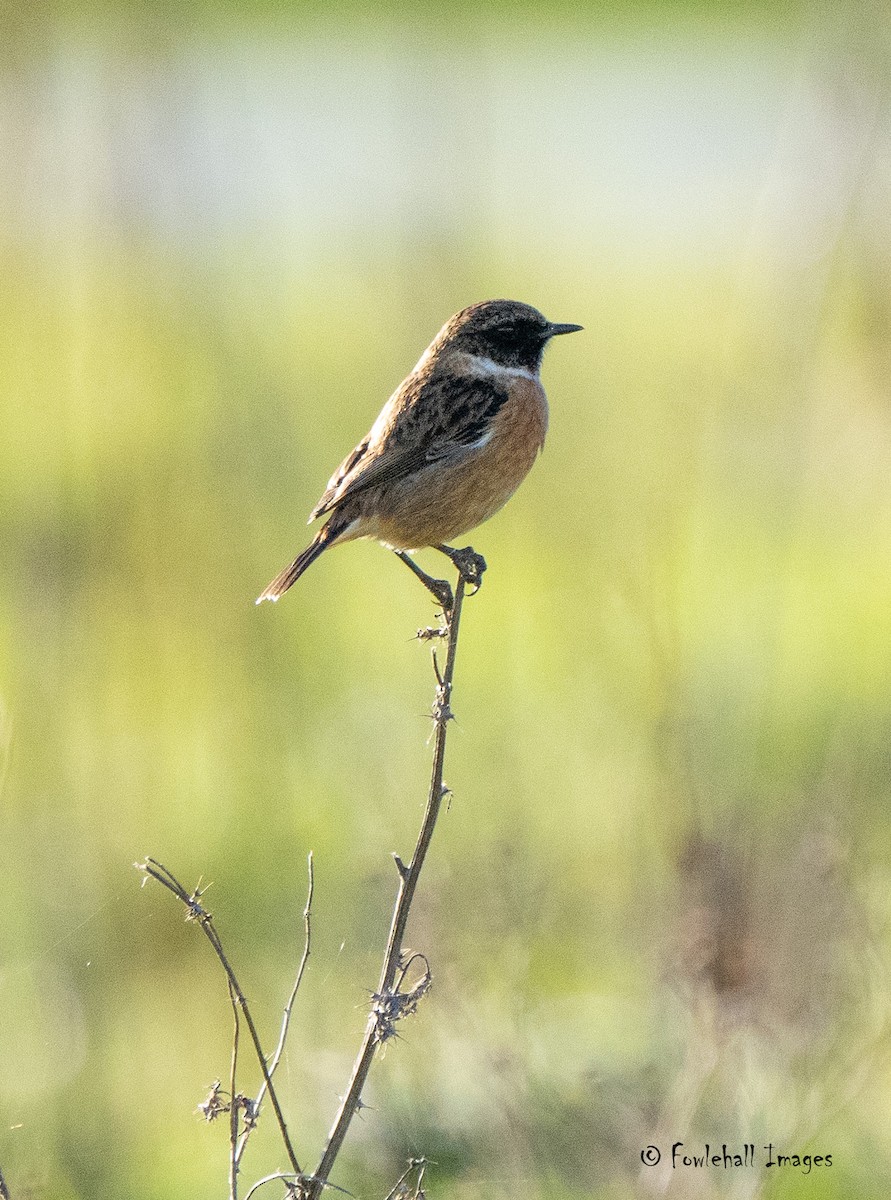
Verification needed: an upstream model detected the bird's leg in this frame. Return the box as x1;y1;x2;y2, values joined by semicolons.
395;551;454;613
435;544;487;594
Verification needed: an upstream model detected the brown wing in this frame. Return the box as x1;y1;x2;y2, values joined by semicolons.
309;437;370;520
311;371;508;520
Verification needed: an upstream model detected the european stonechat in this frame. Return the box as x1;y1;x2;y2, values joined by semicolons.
256;299;582;606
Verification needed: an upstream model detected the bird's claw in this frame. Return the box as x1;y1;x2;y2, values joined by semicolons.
446;546;487;595
429;578;455;613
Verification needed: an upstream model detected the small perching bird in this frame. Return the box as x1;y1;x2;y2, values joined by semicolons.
257;299;582;607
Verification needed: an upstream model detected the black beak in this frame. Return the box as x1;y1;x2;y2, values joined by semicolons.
547;322;584;337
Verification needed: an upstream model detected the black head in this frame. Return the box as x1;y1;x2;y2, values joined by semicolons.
435;299;583;372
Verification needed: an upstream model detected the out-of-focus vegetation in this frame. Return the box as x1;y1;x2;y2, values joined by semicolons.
2;1;891;1197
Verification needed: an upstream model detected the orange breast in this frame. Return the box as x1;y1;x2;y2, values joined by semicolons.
363;376;548;550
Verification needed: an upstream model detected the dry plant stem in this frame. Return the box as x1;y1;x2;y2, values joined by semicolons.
308;572;468;1199
137;859;302;1180
243;1173;297;1200
235;852;314;1170
228;983;241;1200
384;1157;430;1200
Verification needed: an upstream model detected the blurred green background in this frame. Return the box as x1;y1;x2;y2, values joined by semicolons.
2;0;891;1197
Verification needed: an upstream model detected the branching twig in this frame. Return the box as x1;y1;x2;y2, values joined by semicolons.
383;1156;431;1200
136;858;303;1180
140;555;473;1199
306;571;469;1199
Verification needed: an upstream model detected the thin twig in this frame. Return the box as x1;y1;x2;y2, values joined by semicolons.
242;1173;297;1200
383;1156;431;1200
136;859;303;1179
235;852;315;1168
242;1173;354;1200
307;572;469;1199
228;981;240;1200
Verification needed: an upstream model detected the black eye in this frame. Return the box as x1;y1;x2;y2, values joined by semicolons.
496;322;543;343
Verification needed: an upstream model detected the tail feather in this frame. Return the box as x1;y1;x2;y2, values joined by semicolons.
256;526;334;604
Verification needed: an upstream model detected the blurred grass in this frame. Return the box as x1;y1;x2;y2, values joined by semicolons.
2;1;891;1198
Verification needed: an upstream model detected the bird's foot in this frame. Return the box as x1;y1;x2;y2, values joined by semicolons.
395;550;454;614
436;545;487;594
427;576;455;614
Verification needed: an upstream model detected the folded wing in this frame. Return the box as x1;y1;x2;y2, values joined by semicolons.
310;372;508;520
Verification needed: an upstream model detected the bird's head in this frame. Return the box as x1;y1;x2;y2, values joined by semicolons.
434;299;582;372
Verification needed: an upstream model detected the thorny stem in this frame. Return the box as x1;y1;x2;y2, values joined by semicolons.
307;572;468;1199
136;859;303;1181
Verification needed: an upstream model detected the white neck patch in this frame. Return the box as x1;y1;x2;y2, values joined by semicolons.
464;354;539;382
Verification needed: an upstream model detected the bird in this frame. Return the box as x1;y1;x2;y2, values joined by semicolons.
256;299;582;607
